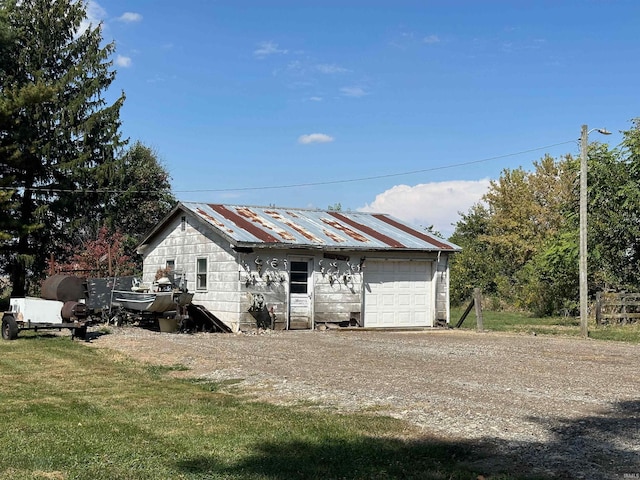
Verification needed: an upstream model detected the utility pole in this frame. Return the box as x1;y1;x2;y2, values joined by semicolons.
579;125;611;339
579;125;589;338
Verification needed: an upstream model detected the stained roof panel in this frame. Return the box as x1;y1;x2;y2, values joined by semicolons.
182;202;460;252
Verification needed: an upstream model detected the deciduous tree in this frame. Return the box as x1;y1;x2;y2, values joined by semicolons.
56;226;137;277
588;120;640;290
450;154;578;313
450;121;640;316
103;141;176;239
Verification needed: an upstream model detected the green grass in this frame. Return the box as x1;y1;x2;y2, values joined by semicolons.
588;321;640;342
451;307;640;343
0;335;533;480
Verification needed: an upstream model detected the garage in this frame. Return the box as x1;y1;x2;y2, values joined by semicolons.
364;260;433;327
139;202;459;330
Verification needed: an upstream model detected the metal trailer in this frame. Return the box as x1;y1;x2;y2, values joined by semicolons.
1;272;103;343
2;273;197;340
2;297;93;341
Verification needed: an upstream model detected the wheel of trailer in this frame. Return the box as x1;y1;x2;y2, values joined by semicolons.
2;315;19;340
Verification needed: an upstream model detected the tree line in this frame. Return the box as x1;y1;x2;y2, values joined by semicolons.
0;0;175;297
449;120;640;316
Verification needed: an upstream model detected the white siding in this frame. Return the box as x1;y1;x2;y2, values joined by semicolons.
142;215;241;331
314;268;363;325
237;252;290;330
435;255;451;324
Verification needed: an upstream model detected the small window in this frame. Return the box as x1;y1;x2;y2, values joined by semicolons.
166;260;175;271
181;216;186;231
196;258;207;290
290;261;308;294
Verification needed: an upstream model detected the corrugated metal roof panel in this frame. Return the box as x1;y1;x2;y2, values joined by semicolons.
182;202;460;251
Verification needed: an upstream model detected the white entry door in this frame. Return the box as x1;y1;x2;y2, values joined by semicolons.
288;259;313;329
364;260;432;327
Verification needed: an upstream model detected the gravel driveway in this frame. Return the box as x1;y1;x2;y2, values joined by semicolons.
89;327;640;479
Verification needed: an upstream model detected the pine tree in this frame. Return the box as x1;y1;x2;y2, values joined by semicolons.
0;0;125;295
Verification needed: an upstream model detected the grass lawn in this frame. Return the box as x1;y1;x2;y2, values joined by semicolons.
0;333;520;480
450;307;640;343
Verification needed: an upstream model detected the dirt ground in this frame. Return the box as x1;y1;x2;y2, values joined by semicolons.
88;327;640;479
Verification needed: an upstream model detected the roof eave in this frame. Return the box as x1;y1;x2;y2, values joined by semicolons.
233;241;460;253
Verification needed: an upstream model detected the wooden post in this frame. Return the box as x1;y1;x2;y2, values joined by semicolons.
474;288;484;332
49;253;55;276
455;298;475;328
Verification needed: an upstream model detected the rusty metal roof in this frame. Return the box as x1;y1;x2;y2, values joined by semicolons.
180;202;460;252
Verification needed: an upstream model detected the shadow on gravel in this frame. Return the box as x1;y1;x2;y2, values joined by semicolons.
522;399;640;479
84;330;109;341
175;400;640;480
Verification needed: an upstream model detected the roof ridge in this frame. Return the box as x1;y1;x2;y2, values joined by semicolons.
180;201;382;216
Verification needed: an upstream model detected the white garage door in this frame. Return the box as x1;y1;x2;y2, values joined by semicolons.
364;260;432;327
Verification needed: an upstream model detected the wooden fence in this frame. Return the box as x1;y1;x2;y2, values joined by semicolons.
595;292;640;325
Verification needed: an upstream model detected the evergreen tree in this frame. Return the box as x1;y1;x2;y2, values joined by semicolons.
0;0;125;295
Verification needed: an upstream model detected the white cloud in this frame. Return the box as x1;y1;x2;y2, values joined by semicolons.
86;1;106;23
340;86;368;98
117;12;143;23
77;0;106;36
254;41;288;58
360;179;491;237
316;64;348;74
115;55;132;67
423;34;440;44
309;96;323;102
298;133;334;145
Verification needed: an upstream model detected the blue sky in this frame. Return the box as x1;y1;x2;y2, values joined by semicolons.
89;1;639;236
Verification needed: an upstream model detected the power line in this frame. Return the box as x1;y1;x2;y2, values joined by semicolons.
179;139;577;193
0;139;577;194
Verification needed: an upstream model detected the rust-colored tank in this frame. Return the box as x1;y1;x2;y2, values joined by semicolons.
41;274;86;302
61;301;88;320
